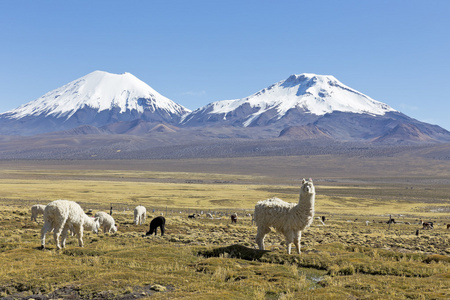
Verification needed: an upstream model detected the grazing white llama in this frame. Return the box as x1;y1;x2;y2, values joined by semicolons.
94;211;118;233
31;204;46;221
134;206;147;225
41;200;100;250
254;178;315;254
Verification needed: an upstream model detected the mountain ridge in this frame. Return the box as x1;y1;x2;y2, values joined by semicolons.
0;71;449;146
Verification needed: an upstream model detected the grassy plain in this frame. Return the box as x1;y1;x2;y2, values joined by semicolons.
0;157;449;299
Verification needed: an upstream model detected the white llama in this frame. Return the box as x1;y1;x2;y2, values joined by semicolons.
94;211;118;233
41;200;100;249
31;204;46;221
254;178;315;254
134;206;146;225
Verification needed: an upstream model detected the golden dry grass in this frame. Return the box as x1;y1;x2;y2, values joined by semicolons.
0;168;447;217
0;164;449;299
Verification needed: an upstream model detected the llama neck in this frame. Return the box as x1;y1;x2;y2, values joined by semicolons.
296;192;315;216
83;215;95;230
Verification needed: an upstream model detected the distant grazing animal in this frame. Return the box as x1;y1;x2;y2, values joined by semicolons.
206;213;213;219
365;221;369;226
134;206;146;225
188;214;196;219
146;216;166;236
94;211;117;234
230;213;237;223
387;219;396;224
254;178;315;255
447;224;450;230
318;216;326;226
31;204;46;221
41;200;100;250
421;220;434;230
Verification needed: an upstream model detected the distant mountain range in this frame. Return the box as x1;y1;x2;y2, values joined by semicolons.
1;71;449;146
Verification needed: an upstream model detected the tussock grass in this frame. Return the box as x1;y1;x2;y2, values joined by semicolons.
0;167;449;299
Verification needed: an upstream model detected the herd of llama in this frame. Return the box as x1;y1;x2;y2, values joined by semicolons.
33;178;315;255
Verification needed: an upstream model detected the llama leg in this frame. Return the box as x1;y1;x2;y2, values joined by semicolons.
256;226;270;250
293;231;302;254
40;222;52;249
161;225;165;236
60;224;71;249
53;225;64;250
71;224;83;247
285;232;295;255
78;225;84;247
61;223;71;248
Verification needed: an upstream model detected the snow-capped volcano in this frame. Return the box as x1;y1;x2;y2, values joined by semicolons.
0;71;190;134
5;71;189;119
182;73;396;127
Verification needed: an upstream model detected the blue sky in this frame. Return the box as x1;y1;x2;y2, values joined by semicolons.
1;0;449;130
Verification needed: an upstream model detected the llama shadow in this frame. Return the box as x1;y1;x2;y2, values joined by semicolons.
198;244;270;260
35;246;55;251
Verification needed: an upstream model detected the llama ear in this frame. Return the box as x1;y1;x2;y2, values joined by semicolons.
301;178;306;184
309;178;313;182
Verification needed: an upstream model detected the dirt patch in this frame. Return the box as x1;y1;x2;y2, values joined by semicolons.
1;284;174;300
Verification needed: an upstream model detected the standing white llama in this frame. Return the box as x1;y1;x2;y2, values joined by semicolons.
134;206;147;225
41;200;100;249
254;178;315;254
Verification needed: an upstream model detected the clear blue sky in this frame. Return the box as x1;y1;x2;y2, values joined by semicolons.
1;0;449;130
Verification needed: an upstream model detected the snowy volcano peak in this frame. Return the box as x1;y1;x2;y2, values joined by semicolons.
182;73;397;127
250;73;396;117
281;73;338;86
5;70;190;120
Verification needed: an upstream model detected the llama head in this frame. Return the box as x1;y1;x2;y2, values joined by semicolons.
111;225;118;233
145;228;155;236
300;178;315;195
92;217;100;234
